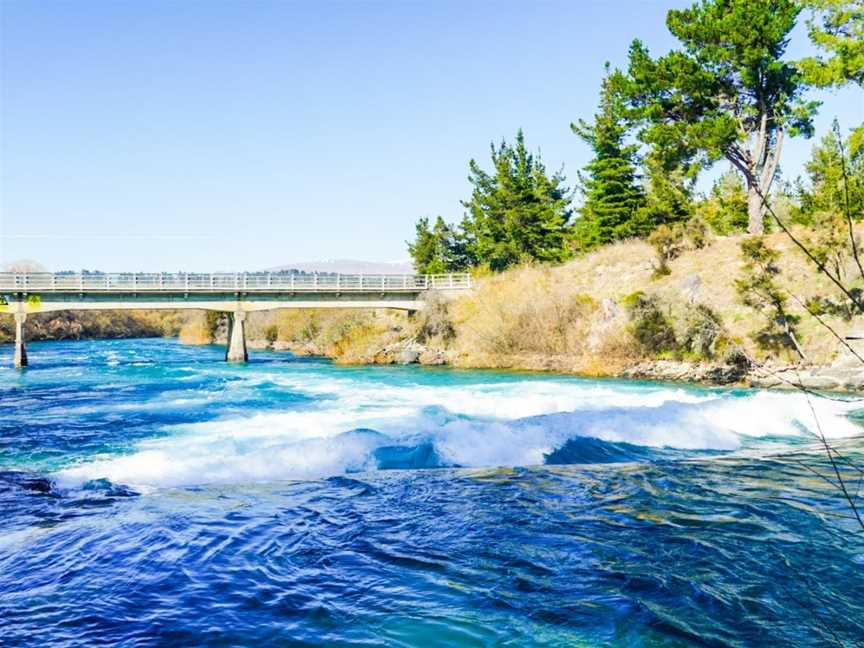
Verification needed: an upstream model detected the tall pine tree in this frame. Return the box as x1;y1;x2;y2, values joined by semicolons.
572;70;645;250
633;146;696;233
624;0;815;235
408;216;468;274
460;130;573;271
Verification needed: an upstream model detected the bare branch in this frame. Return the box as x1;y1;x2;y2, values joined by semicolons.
783;289;864;364
795;367;864;531
834;121;864;282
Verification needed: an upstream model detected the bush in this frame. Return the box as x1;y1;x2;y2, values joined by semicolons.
205;311;224;340
452;266;599;358
648;224;685;277
623;292;678;355
681;304;725;359
264;324;278;344
736;237;807;360
684;216;710;250
416;290;455;343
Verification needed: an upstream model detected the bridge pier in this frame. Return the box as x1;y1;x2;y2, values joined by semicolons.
225;310;248;363
13;312;28;369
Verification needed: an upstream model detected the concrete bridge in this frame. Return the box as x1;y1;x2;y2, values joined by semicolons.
0;272;472;367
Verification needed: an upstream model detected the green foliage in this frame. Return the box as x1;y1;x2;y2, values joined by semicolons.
681;304;726;358
699;169;750;235
623;0;816;234
572;71;645;249
735;237;806;358
798;0;864;88
264;324;278;344
408;216;471;274
623;292;678;355
633;147;695;234
460;130;573;270
648;224;685;277
798;121;864;220
409;131;572;272
796;122;864;280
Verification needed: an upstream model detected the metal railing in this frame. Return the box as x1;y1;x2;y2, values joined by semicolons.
0;272;472;293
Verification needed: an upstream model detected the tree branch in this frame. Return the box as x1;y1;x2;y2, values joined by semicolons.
835;121;864;282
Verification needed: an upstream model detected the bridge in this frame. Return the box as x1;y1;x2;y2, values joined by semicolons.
0;272;472;368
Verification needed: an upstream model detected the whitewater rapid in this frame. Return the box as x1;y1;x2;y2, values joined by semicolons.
54;366;863;489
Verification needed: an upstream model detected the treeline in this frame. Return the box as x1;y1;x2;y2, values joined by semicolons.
409;0;863;274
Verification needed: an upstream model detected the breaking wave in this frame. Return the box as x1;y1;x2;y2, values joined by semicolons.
54;370;863;489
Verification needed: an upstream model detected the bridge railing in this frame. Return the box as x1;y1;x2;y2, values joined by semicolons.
0;272;472;293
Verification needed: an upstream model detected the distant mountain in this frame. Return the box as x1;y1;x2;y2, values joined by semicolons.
266;259;415;274
2;259;47;273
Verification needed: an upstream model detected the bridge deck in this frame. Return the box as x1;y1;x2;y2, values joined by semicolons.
1;272;472;367
0;272;471;293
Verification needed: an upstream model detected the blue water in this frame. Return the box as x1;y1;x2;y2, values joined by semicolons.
1;338;863;646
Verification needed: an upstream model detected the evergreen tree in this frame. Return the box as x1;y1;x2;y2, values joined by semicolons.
408;216;458;274
798;0;864;89
624;0;816;235
460;130;573;270
798;1;864;153
572;71;645;249
698;169;750;234
794;121;864;279
798;121;863;220
633;147;695;234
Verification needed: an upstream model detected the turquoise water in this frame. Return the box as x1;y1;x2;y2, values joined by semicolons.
1;338;863;645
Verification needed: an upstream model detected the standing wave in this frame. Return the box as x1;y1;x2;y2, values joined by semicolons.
53;381;863;489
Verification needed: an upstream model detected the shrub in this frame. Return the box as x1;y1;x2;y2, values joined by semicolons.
205;311;224;340
623;292;678;355
416;290;455;343
681;304;725;359
648;224;685;277
684;216;710;250
735;237;806;360
264;324;278;344
451;266;599;358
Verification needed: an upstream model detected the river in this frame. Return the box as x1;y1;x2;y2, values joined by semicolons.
1;338;863;646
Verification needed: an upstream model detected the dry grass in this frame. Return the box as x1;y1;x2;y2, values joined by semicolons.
445;227;862;370
177;312;214;345
0;309;186;343
78;226;861;374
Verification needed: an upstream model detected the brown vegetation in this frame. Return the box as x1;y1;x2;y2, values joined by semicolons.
0;310;185;344
233;227;859;376
3;228;857;386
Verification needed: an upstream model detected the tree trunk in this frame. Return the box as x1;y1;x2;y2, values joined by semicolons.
747;183;764;235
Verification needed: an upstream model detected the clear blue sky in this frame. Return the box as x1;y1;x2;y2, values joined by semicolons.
1;0;861;271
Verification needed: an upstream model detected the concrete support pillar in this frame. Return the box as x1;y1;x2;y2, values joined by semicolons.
226;310;248;363
13;312;28;369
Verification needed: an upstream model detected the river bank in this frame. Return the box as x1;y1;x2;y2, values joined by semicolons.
236;334;864;392
221;230;864;392
4;231;862;390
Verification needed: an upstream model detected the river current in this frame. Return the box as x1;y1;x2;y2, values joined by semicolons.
1;338;863;646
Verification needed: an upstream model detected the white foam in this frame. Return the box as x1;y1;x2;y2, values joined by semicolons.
54;372;863;489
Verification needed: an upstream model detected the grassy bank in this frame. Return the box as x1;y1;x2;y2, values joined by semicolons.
2;229;857;387
179;229;860;383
